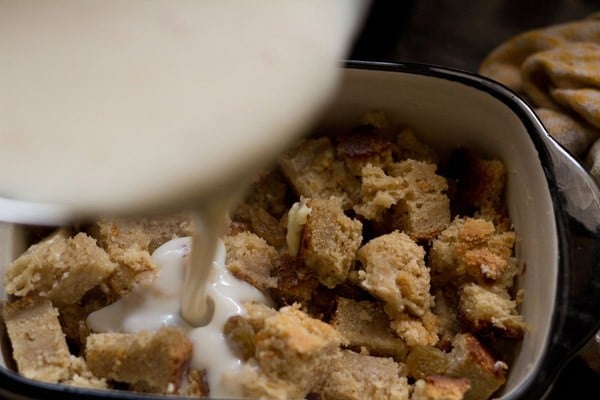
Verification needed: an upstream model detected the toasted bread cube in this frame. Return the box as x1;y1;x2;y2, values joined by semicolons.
1;296;71;382
390;310;440;347
354;161;450;240
89;214;193;254
5;231;116;307
299;197;362;288
332;298;408;361
85;326;192;394
319;350;410;400
138;214;195;253
446;334;507;400
228;304;342;400
412;375;471;400
429;217;516;288
406;345;450;380
336;132;393;176
87;217;159;298
224;231;278;291
457;283;526;339
388;160;450;241
357;231;433;318
279;137;357;209
242;302;279;331
255;305;342;382
354;165;406;221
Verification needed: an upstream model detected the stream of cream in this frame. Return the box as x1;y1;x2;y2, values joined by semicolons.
87;236;270;397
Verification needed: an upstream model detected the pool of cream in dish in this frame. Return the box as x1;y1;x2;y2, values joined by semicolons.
87;237;270;398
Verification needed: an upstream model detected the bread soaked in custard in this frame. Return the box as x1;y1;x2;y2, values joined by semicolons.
1;112;526;400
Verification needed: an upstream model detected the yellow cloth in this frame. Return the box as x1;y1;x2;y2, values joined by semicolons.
480;13;600;374
479;13;600;185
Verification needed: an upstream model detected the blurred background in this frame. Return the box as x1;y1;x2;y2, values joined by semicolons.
350;0;599;71
349;1;600;399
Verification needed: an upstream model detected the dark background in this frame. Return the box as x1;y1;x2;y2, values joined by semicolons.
349;1;600;399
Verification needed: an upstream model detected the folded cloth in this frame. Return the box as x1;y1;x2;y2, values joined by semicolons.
480;13;600;375
479;13;600;184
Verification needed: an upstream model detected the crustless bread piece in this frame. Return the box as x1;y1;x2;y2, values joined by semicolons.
388;160;451;241
86;218;159;300
279;137;359;209
85;326;193;394
411;375;471;400
86;214;194;300
428;217;516;288
354;164;406;221
457;283;526;339
357;231;434;319
354;161;450;240
331;297;408;361
299;196;363;288
5;230;116;307
318;349;411;400
224;304;342;400
223;231;279;292
446;333;507;400
1;296;71;383
390;310;440;348
406;345;450;380
356;231;439;347
407;333;506;400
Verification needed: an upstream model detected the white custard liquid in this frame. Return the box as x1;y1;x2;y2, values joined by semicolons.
87;236;270;397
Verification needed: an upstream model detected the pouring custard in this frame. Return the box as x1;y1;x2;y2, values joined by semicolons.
0;0;367;326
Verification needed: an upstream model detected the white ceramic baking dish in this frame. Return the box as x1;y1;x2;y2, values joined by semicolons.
0;61;598;399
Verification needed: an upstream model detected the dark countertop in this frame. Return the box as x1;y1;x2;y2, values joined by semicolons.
350;1;600;399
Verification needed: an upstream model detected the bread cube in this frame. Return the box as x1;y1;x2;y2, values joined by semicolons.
85;326;192;394
299;197;362;288
331;298;408;361
5;230;116;307
279;137;358;209
446;333;507;400
1;296;71;382
319;350;410;400
224;231;278;291
457;283;526;339
357;231;433;318
412;375;470;400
